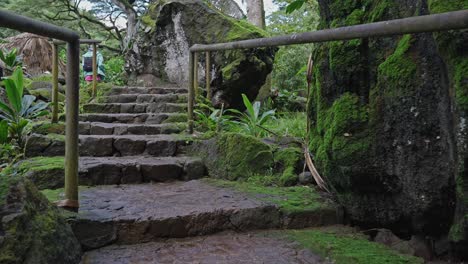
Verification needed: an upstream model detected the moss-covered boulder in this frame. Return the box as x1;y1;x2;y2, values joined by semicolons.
127;0;276;109
0;176;81;263
309;0;466;246
189;133;303;185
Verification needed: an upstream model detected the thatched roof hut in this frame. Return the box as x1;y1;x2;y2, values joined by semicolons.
0;33;66;77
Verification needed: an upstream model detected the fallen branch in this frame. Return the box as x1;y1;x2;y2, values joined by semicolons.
304;146;330;193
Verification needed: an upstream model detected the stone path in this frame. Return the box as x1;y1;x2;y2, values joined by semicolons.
33;83;337;262
81;231;326;264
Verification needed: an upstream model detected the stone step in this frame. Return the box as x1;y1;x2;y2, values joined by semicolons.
98;93;187;104
78;113;187;124
78;156;205;185
71;180;280;249
83;103;186;114
25;156;204;189
25;134;189;157
79;122;186;135
71;180;340;250
82;231;323;263
108;86;187;96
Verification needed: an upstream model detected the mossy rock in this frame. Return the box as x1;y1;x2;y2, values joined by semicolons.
29;88;65;102
0;177;82;263
128;0;276;109
311;0;458;238
32;122;66;135
189;133;303;185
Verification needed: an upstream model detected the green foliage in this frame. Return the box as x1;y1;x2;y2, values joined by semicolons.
194;101;237;133
0;48;21;71
265;112;307;139
104;56;126;85
0;68;49;147
233;94;276;137
0;67;48;146
267;2;318;101
281;228;423;264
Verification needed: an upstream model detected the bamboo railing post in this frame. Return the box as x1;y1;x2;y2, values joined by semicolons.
188;51;195;134
51;43;59;123
193;52;199;99
92;43;98;97
205;51;211;101
64;39;80;210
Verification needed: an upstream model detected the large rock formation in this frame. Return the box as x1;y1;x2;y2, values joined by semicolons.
0;177;82;263
126;0;275;109
309;0;467;254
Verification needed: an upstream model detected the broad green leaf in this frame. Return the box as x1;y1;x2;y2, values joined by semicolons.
286;0;305;14
241;94;255;119
11;67;24;98
0;120;8;144
0;49;5;62
0;100;14;121
3;79;21;114
253;101;261;120
21;95;35;116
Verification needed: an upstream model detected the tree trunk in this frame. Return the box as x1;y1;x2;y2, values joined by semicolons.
110;0;138;50
246;0;265;29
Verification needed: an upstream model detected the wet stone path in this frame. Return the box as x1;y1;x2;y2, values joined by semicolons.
81;231;326;264
59;84;333;263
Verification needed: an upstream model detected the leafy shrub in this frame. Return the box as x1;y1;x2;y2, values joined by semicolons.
104;56;125;85
231;94;276;137
194;98;236;133
0;68;49;146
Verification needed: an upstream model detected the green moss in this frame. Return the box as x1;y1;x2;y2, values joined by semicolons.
32;122;66;135
310;93;370;179
16;157;64;173
29;88;65;101
162;113;187;123
454;58;468;110
329;0;360;19
428;0;468;13
368;0;396;22
377;35;416;97
206;178;329;213
224;17;268;41
329;39;362;73
45;133;66;142
274;147;302;186
279;227;423;264
216;133;274;180
0;174;22;206
345;9;365;25
141;14;156;29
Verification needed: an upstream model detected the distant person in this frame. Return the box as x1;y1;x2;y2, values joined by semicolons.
82;46;105;82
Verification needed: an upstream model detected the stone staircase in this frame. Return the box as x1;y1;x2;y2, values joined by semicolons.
27;84;338;262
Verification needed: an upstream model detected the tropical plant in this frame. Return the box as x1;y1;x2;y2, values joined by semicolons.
0;67;49;146
0;48;21;71
195;101;236;133
232;94;276;137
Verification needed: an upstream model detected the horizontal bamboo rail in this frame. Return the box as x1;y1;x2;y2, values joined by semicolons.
187;10;468;133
